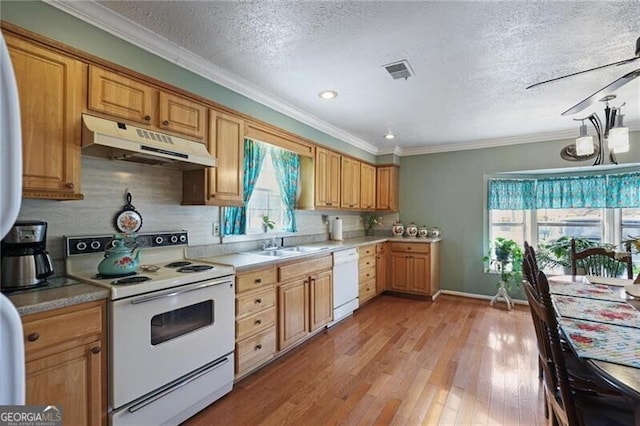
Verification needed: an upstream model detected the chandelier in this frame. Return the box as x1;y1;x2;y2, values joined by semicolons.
569;95;630;165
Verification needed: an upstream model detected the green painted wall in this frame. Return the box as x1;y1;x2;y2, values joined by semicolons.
0;1;375;162
399;132;640;299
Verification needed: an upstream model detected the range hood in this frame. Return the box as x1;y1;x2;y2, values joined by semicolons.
81;114;216;170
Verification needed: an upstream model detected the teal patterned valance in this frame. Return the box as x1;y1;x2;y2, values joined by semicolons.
487;171;640;210
487;179;536;210
606;172;640;208
535;175;607;209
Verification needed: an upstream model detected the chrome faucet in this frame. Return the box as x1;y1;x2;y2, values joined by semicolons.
262;238;279;250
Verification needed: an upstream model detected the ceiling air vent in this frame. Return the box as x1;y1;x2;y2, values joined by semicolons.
383;60;414;80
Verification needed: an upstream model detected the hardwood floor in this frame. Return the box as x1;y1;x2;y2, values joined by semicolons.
185;294;545;425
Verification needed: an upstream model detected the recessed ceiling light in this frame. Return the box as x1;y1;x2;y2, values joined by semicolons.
384;132;395;140
318;90;338;99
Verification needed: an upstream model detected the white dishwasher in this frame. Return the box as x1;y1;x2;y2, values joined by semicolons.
329;248;359;327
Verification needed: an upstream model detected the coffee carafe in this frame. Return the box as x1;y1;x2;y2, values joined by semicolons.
1;220;54;290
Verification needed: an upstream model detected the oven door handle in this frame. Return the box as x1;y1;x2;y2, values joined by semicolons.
127;356;230;413
130;279;233;305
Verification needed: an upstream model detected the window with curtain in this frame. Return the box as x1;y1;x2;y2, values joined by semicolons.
224;138;300;235
487;171;640;273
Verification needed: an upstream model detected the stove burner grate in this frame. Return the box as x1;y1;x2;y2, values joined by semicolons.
93;271;137;280
165;261;192;268
111;276;152;285
177;265;214;273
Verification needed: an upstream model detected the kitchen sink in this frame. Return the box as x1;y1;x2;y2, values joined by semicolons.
279;246;328;253
249;245;329;258
250;249;297;258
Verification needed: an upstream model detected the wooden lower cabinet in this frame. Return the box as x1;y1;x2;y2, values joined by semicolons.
278;278;310;350
389;242;440;298
309;270;333;331
277;255;333;351
23;300;106;426
235;266;277;378
358;244;377;304
375;243;388;294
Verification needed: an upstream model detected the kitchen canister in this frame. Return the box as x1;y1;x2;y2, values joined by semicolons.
392;222;404;237
332;217;343;241
428;227;442;238
406;223;418;237
418;226;428;238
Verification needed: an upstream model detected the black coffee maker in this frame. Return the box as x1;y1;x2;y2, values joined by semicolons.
1;220;54;291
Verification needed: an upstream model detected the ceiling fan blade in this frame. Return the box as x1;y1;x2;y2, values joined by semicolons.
526;57;639;90
562;68;640;116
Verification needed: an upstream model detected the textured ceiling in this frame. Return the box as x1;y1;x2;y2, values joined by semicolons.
78;1;640;153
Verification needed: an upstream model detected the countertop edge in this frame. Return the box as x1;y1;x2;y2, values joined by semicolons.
8;280;110;316
194;236;442;272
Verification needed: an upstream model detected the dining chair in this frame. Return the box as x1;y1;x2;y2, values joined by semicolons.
524;271;634;426
570;239;633;279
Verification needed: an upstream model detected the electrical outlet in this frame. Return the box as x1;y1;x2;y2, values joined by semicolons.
213;222;220;237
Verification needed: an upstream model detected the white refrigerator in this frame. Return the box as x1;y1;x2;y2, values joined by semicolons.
0;30;25;405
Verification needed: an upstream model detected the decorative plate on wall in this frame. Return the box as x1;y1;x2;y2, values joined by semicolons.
114;191;143;233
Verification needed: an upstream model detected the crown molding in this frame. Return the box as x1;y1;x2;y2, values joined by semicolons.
376;145;404;156
400;121;640;156
45;0;379;155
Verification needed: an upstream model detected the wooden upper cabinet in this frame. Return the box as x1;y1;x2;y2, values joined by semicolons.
7;34;85;200
182;109;244;206
88;66;155;125
315;147;341;208
208;110;244;205
360;163;376;210
158;92;206;139
376;165;399;211
89;66;206;140
341;157;361;209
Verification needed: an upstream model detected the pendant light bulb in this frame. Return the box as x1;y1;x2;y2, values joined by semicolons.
607;113;630;153
575;121;594;156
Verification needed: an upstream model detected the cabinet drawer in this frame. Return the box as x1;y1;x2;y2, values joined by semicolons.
236;327;276;376
359;245;375;257
237;267;277;293
358;255;376;269
278;255;332;282
23;303;103;354
359;265;376;282
359;278;376;303
236;306;276;340
390;242;430;254
236;287;276;317
376;244;387;255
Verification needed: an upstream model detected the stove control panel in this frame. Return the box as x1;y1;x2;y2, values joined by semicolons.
66;231;189;255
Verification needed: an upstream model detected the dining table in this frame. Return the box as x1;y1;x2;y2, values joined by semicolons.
548;274;640;423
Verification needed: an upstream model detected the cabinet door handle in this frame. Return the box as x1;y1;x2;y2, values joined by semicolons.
91;346;102;355
144;115;151;121
255;344;262;350
162;119;169;126
255;298;262;304
27;332;39;342
255;278;262;284
255;319;262;325
65;182;75;189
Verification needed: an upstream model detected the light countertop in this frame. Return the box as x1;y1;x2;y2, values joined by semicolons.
194;236;441;271
6;277;109;316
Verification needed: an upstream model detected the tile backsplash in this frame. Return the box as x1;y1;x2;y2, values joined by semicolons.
17;156;398;276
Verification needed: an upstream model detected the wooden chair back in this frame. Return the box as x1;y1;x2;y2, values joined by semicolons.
523;241;539;291
525;271;580;426
570;239;633;279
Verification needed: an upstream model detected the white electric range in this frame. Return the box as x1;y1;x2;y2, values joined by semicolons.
65;231;235;426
